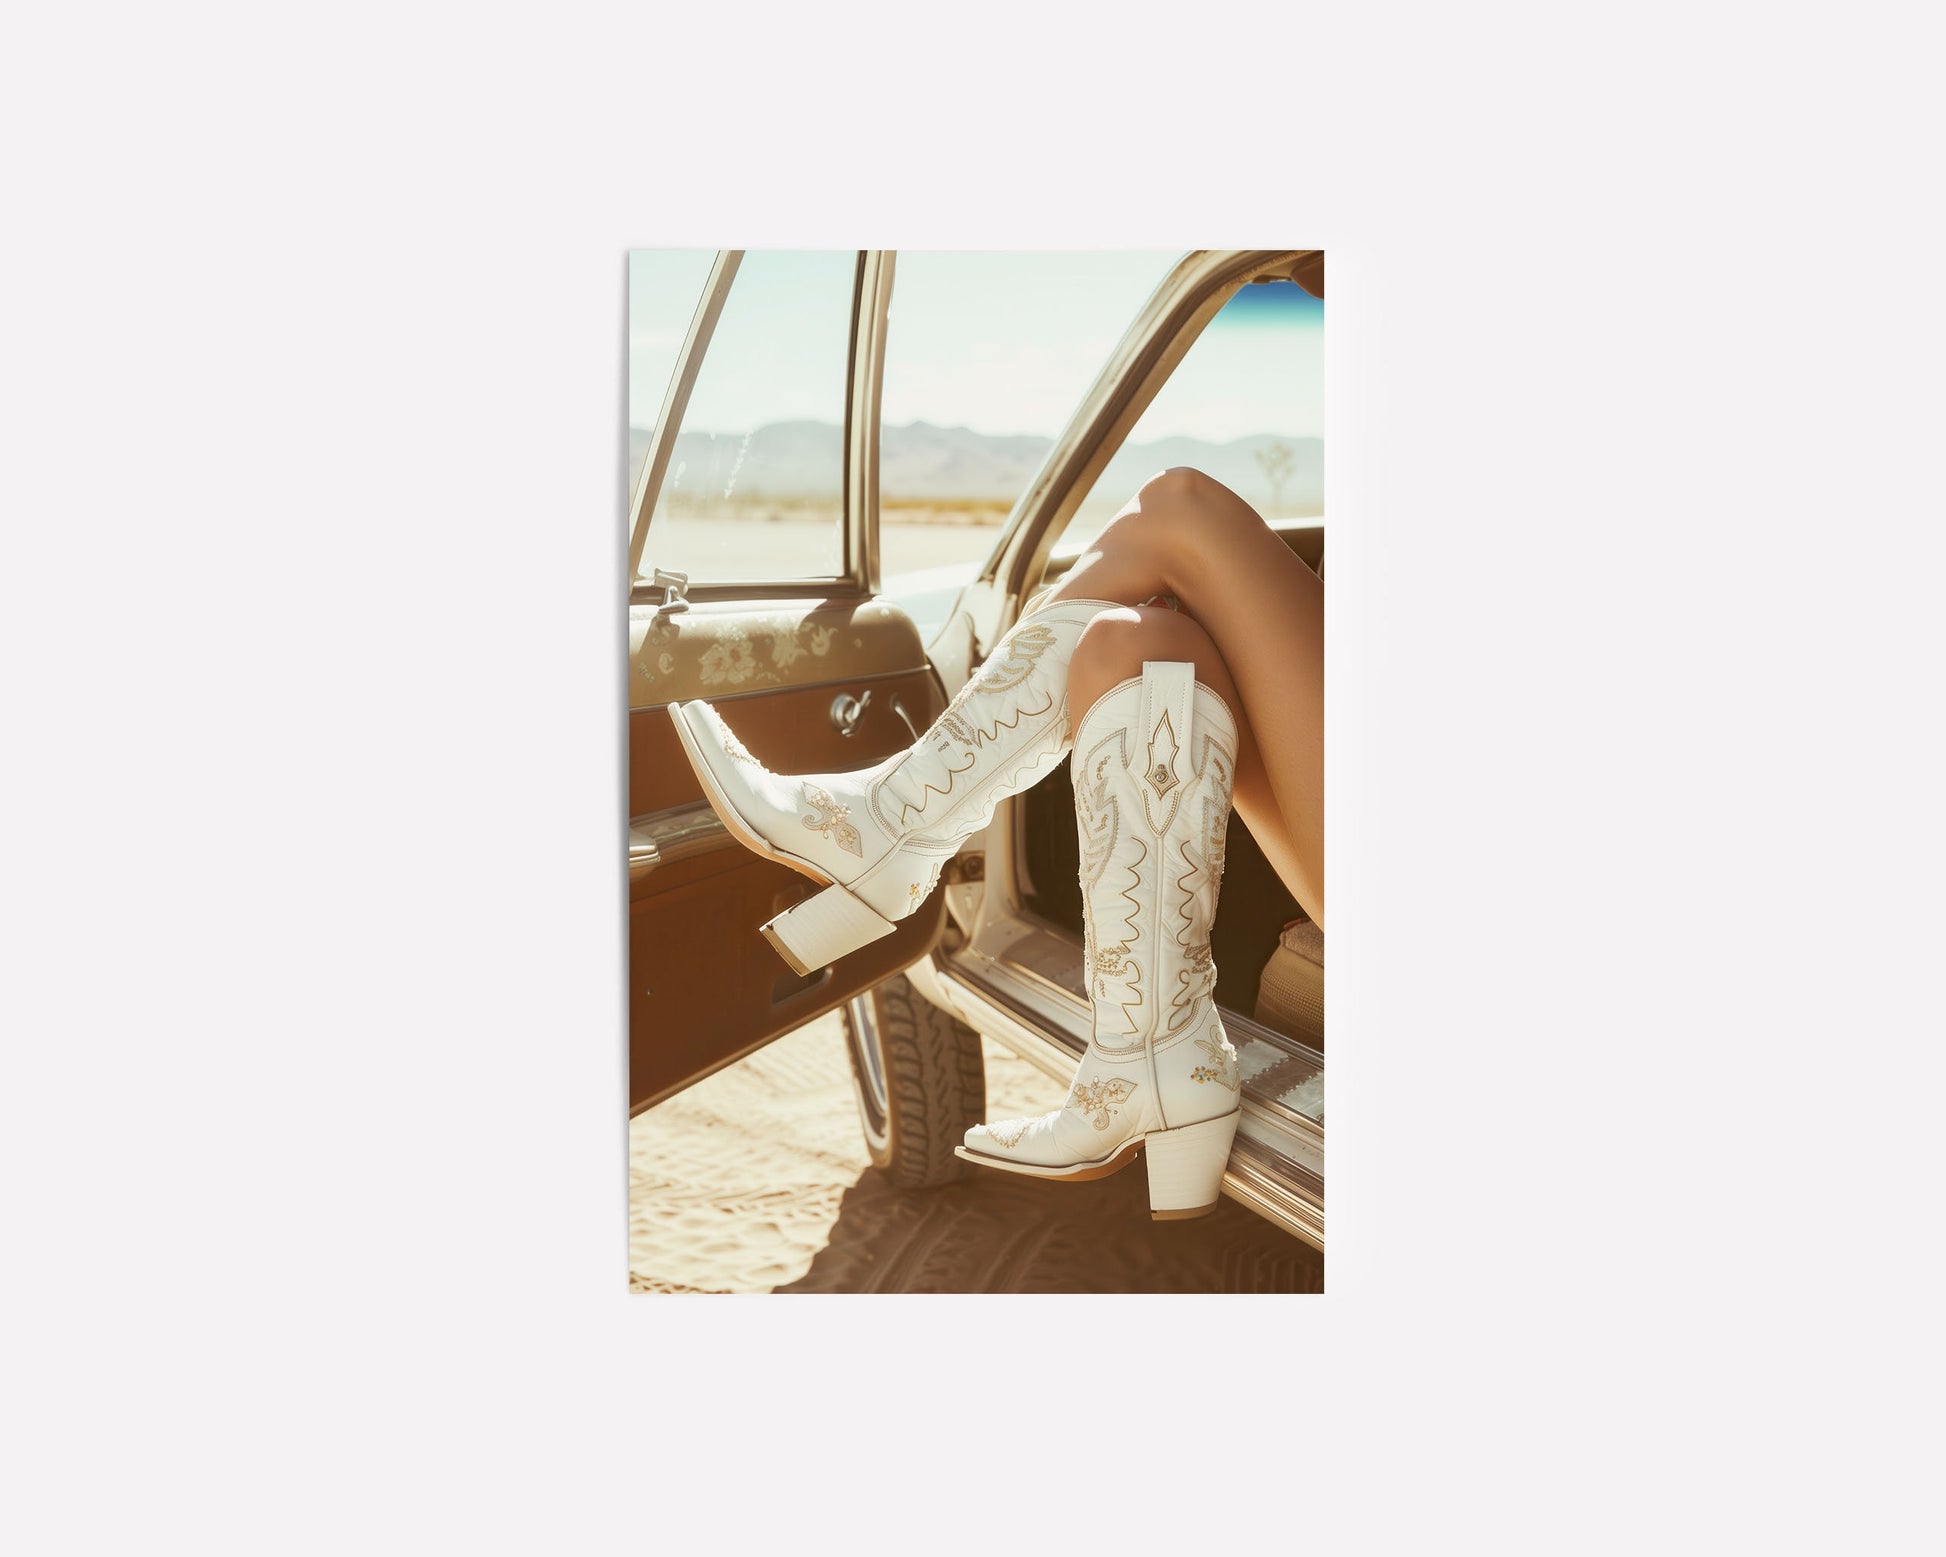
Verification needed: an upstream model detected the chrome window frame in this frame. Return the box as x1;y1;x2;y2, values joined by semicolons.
627;249;891;605
976;249;1322;600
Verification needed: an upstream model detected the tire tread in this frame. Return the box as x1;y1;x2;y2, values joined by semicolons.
846;974;985;1189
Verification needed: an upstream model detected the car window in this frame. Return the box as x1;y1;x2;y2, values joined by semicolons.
635;250;856;584
627;250;715;499
1055;278;1323;551
877;251;1181;597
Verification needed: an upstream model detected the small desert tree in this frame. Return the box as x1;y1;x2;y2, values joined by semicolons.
1254;439;1296;514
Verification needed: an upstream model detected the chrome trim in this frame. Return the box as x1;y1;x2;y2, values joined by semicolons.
627;578;866;607
935;964;1081;1087
852;251;894;594
648;567;690;615
933;958;1324;1251
988;918;1097;1012
1219;1008;1325;1130
1227;1134;1324;1250
628;251;741;586
627;802;732;882
829;689;872;737
978;250;1321;597
1224;1006;1324;1073
1240;1092;1324;1180
996;937;1091;1017
632;249;881;597
843;991;892;1149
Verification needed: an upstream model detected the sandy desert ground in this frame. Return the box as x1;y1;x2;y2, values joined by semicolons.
629;1011;1323;1294
654;510;1006;584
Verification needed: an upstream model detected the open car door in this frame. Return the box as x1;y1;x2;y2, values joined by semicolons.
627;251;948;1112
901;250;1328;1247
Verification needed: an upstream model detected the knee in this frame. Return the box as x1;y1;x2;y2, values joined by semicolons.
1140;466;1223;508
1067;606;1227;726
1106;466;1256;554
1073;600;1205;664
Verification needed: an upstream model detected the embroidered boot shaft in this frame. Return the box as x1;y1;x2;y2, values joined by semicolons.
958;660;1244;1219
668;598;1121;974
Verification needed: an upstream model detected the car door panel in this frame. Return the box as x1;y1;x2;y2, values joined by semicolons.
628;596;945;1112
629;847;944;1112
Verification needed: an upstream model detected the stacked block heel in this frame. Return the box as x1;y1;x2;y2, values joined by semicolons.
1144;1111;1240;1220
759;883;896;976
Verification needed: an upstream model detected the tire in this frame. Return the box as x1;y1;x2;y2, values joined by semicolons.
842;971;986;1188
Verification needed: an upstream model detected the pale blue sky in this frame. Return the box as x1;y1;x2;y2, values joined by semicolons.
628;250;1322;446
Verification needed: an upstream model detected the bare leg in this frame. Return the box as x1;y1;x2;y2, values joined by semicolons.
1066;606;1315;928
1044;469;1324;930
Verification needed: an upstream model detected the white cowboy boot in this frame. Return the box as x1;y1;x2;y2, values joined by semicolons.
668;597;1121;975
956;659;1243;1220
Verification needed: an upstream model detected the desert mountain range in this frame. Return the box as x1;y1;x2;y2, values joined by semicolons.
629;420;1322;512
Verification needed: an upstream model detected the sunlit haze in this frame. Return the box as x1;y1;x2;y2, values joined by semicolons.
629;250;1322;446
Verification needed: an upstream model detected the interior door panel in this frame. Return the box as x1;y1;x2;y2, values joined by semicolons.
628;597;945;1112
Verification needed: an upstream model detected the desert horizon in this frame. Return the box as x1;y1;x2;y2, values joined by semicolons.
629;416;1323;521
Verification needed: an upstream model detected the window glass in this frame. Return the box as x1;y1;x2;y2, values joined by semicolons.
627;250;715;497
877;251;1181;593
636;250;855;583
1057;278;1323;551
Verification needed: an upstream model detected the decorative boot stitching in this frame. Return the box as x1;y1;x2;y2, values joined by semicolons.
1146;709;1180;797
870;742;979;832
1077;722;1150;1047
799;783;863;857
1076;730;1127;890
954;693;1058;750
867;690;1056;833
970;623;1057;692
1167;818;1223;1026
1191;1032;1240;1090
985;1119;1031;1148
906;864;941;912
1067;1076;1138;1130
1091;944;1130;977
896;739;1070;852
717;723;763;767
1088;945;1145;1048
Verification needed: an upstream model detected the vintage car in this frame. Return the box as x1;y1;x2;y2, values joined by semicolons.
627;249;1324;1251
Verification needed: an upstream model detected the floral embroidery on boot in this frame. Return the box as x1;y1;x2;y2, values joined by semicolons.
800;784;863;857
1190;1033;1240;1090
1067;1076;1138;1129
985;1119;1031;1149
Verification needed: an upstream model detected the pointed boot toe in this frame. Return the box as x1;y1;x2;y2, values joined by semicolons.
667;598;1124;971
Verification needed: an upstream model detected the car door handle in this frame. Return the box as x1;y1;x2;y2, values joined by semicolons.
832;689;920;740
830;689;872;737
